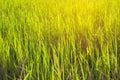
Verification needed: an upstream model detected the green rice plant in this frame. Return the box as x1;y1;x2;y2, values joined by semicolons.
0;0;120;80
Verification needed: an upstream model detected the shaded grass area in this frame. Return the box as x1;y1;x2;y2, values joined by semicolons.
0;0;120;80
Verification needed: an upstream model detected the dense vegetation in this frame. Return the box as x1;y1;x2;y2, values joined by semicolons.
0;0;120;80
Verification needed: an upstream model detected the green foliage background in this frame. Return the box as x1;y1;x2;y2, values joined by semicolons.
0;0;120;80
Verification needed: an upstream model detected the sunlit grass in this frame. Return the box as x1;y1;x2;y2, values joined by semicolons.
0;0;120;80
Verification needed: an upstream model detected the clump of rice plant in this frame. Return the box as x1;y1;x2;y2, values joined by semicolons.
0;0;120;80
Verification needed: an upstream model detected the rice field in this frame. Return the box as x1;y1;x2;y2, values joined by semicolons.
0;0;120;80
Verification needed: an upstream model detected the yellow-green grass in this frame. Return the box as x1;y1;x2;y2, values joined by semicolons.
0;0;120;80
